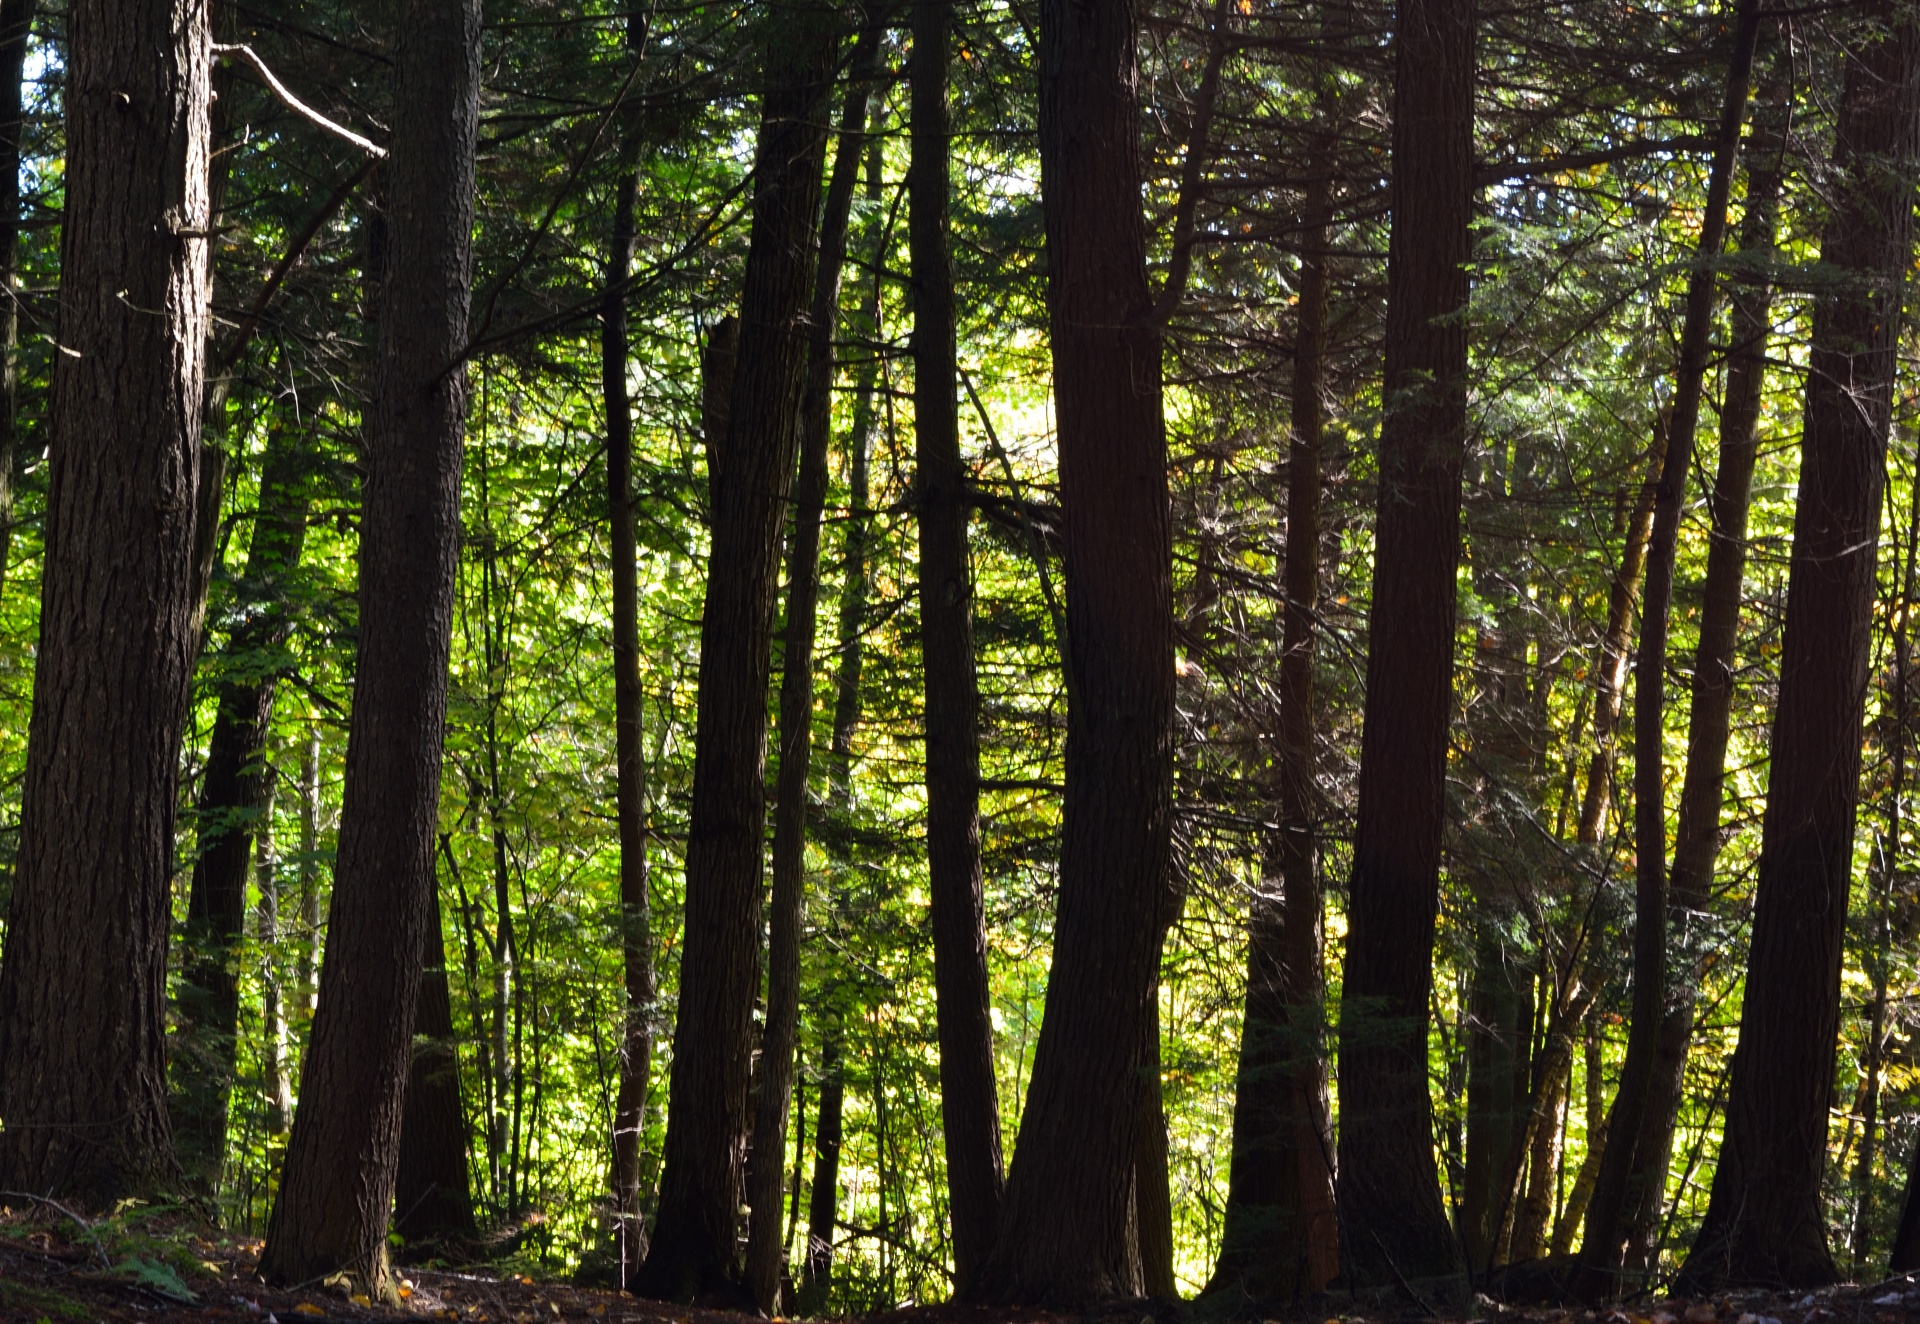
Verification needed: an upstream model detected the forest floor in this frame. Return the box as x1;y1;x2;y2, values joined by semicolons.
4;1203;1919;1324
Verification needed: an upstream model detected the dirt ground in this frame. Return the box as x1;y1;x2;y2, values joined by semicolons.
5;1202;1920;1324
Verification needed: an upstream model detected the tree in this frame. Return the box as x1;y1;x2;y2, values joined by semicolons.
632;5;841;1299
970;0;1174;1297
911;0;1005;1292
260;0;482;1292
394;884;478;1249
0;0;211;1201
1675;0;1920;1291
1334;0;1475;1293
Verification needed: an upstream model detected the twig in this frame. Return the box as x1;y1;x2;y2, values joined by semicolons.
212;44;387;159
0;1190;111;1268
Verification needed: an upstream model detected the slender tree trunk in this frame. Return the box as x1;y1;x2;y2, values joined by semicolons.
0;0;210;1202
260;0;480;1292
1463;937;1529;1275
909;0;1006;1294
299;727;323;1017
258;779;293;1135
971;0;1174;1296
803;1037;846;1301
394;884;478;1250
1334;0;1475;1293
1575;5;1763;1296
633;5;840;1300
0;0;33;606
1676;4;1920;1290
1882;429;1920;1277
1551;1024;1608;1256
1620;79;1787;1275
605;11;655;1281
1210;171;1339;1304
745;22;883;1311
1134;996;1178;1298
173;419;316;1179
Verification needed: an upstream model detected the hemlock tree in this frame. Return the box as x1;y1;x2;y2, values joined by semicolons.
260;0;481;1292
0;0;211;1201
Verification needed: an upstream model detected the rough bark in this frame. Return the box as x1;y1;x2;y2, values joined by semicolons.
631;6;840;1301
1619;78;1786;1276
394;884;477;1249
1209;172;1339;1306
909;0;1006;1295
1334;0;1475;1294
744;22;883;1311
260;0;480;1292
0;0;210;1202
1675;3;1920;1290
172;419;316;1179
970;0;1174;1296
1575;3;1764;1296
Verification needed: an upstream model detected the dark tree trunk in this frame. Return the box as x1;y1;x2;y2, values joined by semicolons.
0;0;210;1202
802;1038;847;1301
260;0;480;1293
745;20;884;1311
0;0;33;604
1334;0;1474;1294
606;12;655;1284
1134;998;1177;1298
1463;938;1529;1275
1209;172;1339;1306
971;0;1174;1297
632;6;840;1301
172;420;316;1180
1575;4;1763;1296
1675;2;1920;1292
394;884;477;1250
911;0;1006;1294
1620;75;1786;1276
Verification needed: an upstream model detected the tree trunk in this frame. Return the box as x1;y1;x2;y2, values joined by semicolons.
1619;74;1787;1276
260;0;480;1293
802;1037;846;1304
1575;4;1763;1297
1134;996;1177;1298
0;0;210;1202
1334;0;1474;1294
1675;4;1920;1290
299;727;324;1018
606;10;655;1283
909;0;1006;1295
971;0;1173;1297
1210;171;1339;1304
1463;936;1529;1275
173;419;316;1180
394;884;478;1250
744;21;883;1312
632;5;840;1301
0;0;33;606
258;781;293;1135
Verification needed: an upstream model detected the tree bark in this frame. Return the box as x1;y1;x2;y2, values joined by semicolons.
632;6;840;1301
606;10;655;1283
0;0;210;1202
260;0;480;1293
1675;2;1920;1291
1619;74;1786;1277
258;782;293;1135
394;883;477;1250
744;20;884;1312
1574;3;1763;1297
1209;171;1339;1306
1334;0;1474;1294
971;0;1174;1298
909;0;1006;1295
172;418;316;1179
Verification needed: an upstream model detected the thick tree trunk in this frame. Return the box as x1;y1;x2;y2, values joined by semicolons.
260;0;480;1293
1575;4;1763;1297
1209;175;1339;1305
0;0;210;1202
1334;0;1474;1294
632;6;839;1301
910;0;1006;1295
744;22;883;1311
1620;81;1786;1276
971;0;1174;1298
394;884;477;1250
1675;3;1920;1291
605;12;655;1281
172;420;316;1179
0;0;33;604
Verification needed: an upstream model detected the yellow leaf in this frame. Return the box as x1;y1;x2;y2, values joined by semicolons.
351;1293;373;1307
292;1306;327;1318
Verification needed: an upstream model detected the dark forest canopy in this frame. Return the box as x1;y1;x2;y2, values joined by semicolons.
4;0;1920;1311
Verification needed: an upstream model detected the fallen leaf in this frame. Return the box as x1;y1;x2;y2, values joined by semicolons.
292;1306;327;1318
